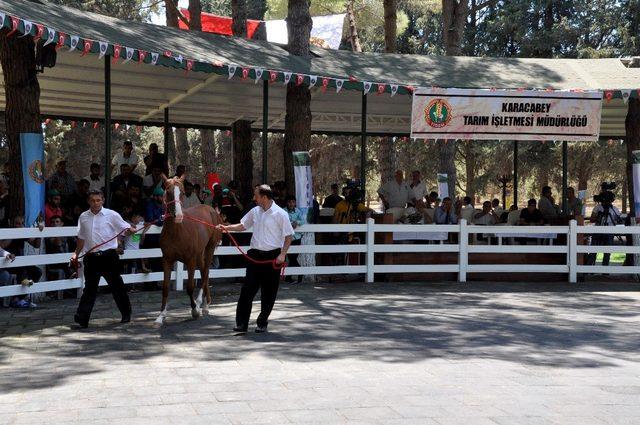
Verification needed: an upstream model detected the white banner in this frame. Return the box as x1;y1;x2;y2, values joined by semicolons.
293;151;315;277
633;150;640;218
411;88;602;141
266;14;345;49
437;173;449;199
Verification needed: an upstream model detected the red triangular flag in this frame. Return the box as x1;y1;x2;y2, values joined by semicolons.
138;50;147;64
34;24;44;41
93;122;99;129
242;68;249;79
80;40;92;56
296;74;304;86
7;17;20;37
55;32;66;50
269;71;278;83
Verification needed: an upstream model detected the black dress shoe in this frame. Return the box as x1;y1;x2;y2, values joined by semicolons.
74;314;88;329
233;325;248;334
121;314;131;323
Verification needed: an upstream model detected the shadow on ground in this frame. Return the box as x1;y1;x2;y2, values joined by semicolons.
1;280;639;394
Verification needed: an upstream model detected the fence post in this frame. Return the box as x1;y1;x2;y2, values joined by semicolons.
458;219;468;282
366;217;375;283
175;261;185;291
569;219;577;283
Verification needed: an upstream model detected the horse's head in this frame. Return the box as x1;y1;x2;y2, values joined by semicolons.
164;176;185;224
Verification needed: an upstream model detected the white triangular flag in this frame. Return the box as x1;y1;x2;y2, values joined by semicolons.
43;28;57;46
336;79;344;93
228;65;237;79
254;68;264;83
151;52;159;65
363;81;372;95
0;13;5;28
123;47;134;63
20;20;32;37
309;75;318;88
390;84;398;97
283;72;292;84
98;41;108;59
69;35;79;51
622;89;632;104
175;54;183;64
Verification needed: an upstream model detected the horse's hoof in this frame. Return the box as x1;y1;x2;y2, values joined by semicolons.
191;308;201;319
202;307;210;316
154;316;166;326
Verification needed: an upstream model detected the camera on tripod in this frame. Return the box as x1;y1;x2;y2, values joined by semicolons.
593;181;616;205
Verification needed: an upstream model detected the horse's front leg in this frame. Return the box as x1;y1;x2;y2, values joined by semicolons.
186;265;200;319
155;258;173;325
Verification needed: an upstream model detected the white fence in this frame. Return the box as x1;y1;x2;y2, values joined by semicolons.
1;219;639;298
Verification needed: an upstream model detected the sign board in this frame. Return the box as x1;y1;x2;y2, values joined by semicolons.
437;173;449;199
411;88;602;141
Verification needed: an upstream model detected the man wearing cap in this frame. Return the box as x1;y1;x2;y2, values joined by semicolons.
72;189;137;328
216;184;294;334
45;190;64;226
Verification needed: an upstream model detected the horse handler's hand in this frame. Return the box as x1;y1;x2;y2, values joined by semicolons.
216;224;226;231
276;253;286;265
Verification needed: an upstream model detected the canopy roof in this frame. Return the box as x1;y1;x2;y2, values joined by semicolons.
1;0;639;136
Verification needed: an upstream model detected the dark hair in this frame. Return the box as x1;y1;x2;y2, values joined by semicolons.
150;143;158;149
123;141;133;147
88;189;104;198
528;198;537;206
331;183;339;190
463;196;471;204
429;191;438;198
90;163;100;169
442;197;452;202
542;186;551;195
78;179;90;186
285;194;296;202
50;215;63;222
228;180;239;190
255;184;274;199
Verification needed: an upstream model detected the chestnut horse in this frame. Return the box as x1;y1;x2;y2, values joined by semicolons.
155;176;223;324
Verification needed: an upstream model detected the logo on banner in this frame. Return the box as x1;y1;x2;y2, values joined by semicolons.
424;99;452;128
28;160;44;184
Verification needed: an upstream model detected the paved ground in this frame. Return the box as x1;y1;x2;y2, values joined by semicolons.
1;280;640;424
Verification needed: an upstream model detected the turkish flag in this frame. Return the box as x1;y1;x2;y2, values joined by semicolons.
207;173;221;191
179;9;263;39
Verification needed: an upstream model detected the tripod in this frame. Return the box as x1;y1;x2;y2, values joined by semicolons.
586;204;616;266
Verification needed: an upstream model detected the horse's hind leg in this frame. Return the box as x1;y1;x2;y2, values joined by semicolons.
200;244;215;315
155;259;173;325
186;265;200;319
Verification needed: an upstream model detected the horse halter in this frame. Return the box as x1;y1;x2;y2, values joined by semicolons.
164;183;184;223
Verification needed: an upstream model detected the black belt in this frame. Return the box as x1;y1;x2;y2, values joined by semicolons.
86;249;116;257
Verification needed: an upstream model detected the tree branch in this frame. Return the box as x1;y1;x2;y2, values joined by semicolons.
470;0;498;14
166;0;190;27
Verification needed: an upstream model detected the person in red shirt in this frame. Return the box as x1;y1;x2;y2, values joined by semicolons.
45;190;64;226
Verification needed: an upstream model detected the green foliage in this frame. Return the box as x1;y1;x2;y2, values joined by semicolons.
49;0;157;21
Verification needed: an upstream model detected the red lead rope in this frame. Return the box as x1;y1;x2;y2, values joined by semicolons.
71;199;287;277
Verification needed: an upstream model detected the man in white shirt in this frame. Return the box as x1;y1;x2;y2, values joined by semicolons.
71;189;136;329
111;141;139;174
409;170;427;208
378;170;415;211
84;163;105;192
181;181;201;209
217;184;294;334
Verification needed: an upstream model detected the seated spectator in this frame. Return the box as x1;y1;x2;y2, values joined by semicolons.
46;160;76;200
142;164;166;198
538;186;559;221
221;180;243;223
65;179;90;224
377;170;414;211
519;199;544;225
333;187;371;225
462;196;474;211
143;143;169;176
322;183;343;209
492;199;504;218
567;187;583;217
473;201;499;225
193;184;204;204
182;181;201;209
505;205;519;225
127;185;145;216
111;164;143;196
112;140;139;175
3;215;42;307
426;191;439;209
0;178;8;227
84;162;105;192
435;197;458;224
211;184;224;211
285;195;305;284
200;188;211;206
409;170;427;208
45;215;74;281
45;189;64;226
174;165;186;178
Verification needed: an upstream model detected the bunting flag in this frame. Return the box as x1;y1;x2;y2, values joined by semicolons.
622;89;632;104
150;52;159;65
163;50;172;57
604;90;614;103
363;81;372;95
138;50;147;64
335;79;344;93
7;17;20;37
33;24;44;41
186;59;194;73
283;72;292;85
175;54;184;64
55;32;66;49
242;67;249;79
0;12;5;27
98;41;108;59
269;70;278;83
69;35;79;51
321;77;329;92
123;47;134;63
114;123;120;130
296;74;304;86
71;121;77;128
390;84;398;97
309;75;318;88
254;68;264;83
112;44;122;63
377;83;386;95
228;64;237;79
93;122;99;129
80;40;92;56
20;20;32;37
43;28;56;46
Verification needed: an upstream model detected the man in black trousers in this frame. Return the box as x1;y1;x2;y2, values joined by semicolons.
217;184;294;334
71;189;136;328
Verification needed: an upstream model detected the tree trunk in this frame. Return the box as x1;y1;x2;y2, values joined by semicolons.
175;128;190;172
165;0;180;27
441;0;468;56
167;128;177;174
346;0;362;53
437;139;457;198
248;0;268;40
188;0;202;30
383;0;396;53
0;30;41;219
232;0;247;37
625;98;640;217
201;129;216;176
283;0;312;195
232;121;253;198
464;141;475;200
